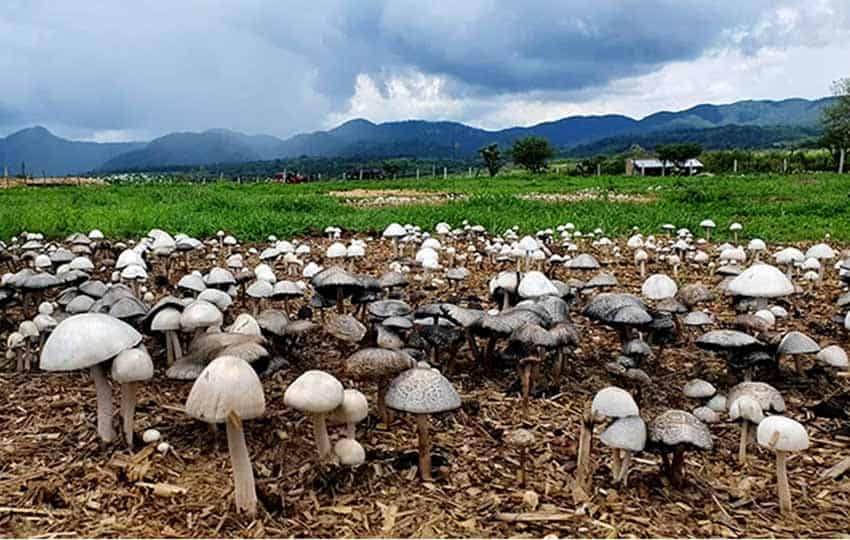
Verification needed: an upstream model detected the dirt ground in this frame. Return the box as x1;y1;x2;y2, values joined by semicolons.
2;236;850;538
328;190;467;208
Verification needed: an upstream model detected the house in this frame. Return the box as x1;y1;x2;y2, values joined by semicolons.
625;158;704;176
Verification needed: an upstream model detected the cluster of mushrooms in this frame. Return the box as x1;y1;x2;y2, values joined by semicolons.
1;218;848;519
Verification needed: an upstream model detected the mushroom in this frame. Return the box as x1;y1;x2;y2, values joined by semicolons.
575;387;639;500
151;307;182;365
757;415;809;515
776;331;820;374
283;370;344;460
110;346;154;448
385;367;461;481
40;313;142;442
185;355;265;516
343;348;415;425
504;428;536;487
334;438;366;466
728;394;763;463
599;415;646;485
328;389;369;439
647;409;712;488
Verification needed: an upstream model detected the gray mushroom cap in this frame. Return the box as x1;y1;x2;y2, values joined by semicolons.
777;331;820;355
648;409;713;451
185;355;266;423
584;293;651;326
326;314;367;343
385;367;461;414
695;330;762;352
683;379;716;399
727;382;785;413
566;253;600;270
600;415;647;452
368;299;412;319
683;311;713;326
41;313;142;371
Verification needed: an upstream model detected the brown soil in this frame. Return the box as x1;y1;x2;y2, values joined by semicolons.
0;177;107;189
1;237;849;537
328;190;467;208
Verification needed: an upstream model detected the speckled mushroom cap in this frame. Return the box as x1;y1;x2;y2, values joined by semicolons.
344;348;416;380
185;355;265;424
727;382;785;413
283;370;344;414
600;415;647;452
510;323;558;348
505;428;536;448
591;386;639;419
385;367;461;414
777;331;820;355
111;346;154;383
678;283;714;308
756;415;809;452
584;293;652;326
326;314;367;343
41;313;142;371
728;264;793;298
648;409;713;451
382;316;414;330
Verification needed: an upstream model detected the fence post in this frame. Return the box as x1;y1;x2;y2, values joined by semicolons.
416;168;420;180
733;159;738;173
839;148;846;174
782;158;788;174
359;168;363;180
596;163;601;177
432;165;436;178
443;167;447;179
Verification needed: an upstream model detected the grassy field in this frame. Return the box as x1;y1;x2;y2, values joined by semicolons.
2;172;849;241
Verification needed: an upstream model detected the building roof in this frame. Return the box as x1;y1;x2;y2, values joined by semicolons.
632;158;703;168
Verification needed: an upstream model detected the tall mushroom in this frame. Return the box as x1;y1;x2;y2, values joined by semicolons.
385;367;461;481
757;415;809;515
728;394;763;463
40;313;142;442
284;370;344;460
185;355;266;516
111;346;154;448
599;415;646;485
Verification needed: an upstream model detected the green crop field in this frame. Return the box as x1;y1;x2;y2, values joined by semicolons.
2;172;849;241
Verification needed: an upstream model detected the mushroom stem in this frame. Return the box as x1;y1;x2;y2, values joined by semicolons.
120;382;137;447
346;422;356;439
738;421;749;464
170;331;183;362
611;448;622;480
574;411;594;499
520;363;532;414
91;364;114;443
670;446;685;488
519;446;528;487
312;413;332;460
226;412;257;517
776;450;791;514
616;450;632;484
415;413;433;481
377;380;392;426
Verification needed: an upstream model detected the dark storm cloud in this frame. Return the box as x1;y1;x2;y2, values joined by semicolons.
0;0;842;139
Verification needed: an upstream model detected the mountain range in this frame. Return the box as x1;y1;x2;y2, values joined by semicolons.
0;97;833;176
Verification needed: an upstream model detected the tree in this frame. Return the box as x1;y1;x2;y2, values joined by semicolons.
655;143;703;175
821;78;850;173
478;144;503;177
510;136;555;173
381;160;402;179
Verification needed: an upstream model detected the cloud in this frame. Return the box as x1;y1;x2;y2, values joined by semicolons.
0;0;848;140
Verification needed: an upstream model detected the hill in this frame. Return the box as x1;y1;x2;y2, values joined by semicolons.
0;97;834;175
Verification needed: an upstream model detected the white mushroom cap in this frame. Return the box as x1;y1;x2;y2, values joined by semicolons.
727;264;793;298
517;271;558;299
151;307;181;332
683;379;716;399
328;389;369;426
334;438;366;466
591;386;639;419
641;274;677;300
41;313;142;371
110;347;154;383
599;415;646;451
383;223;406;238
185;355;265;424
228;313;262;336
326;242;347;258
728;395;764;423
284;370;345;414
180;300;223;330
757;416;809;452
817;345;849;369
753;309;776;328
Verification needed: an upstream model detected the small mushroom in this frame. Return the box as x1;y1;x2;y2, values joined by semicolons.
110;346;154;448
599;415;646;485
648;409;712;488
757;415;809;515
504;428;536;487
283;370;344;460
328;389;369;439
728;394;764;463
334;438;366;466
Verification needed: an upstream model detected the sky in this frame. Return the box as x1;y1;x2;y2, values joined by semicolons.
1;0;848;142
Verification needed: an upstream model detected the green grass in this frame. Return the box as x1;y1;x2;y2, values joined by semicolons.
1;172;849;241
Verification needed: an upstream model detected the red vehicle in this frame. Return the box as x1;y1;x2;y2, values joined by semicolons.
274;171;308;184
